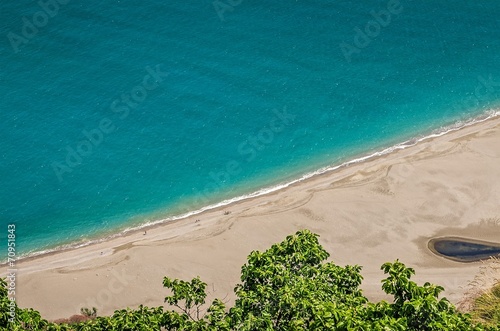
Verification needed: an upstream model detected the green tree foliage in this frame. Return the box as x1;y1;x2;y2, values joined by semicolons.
230;230;366;330
1;230;499;330
80;308;97;319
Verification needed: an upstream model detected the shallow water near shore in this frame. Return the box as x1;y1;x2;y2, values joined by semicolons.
1;1;500;256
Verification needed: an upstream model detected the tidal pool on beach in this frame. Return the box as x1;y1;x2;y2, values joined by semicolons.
428;237;500;262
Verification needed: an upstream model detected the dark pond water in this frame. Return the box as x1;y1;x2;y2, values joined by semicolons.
429;238;500;262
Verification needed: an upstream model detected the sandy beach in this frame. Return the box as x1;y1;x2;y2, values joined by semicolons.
6;115;500;320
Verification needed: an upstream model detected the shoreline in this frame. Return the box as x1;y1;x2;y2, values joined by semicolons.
6;112;500;320
7;109;500;264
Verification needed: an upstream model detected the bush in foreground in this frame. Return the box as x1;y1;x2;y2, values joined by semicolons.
472;283;500;327
2;230;499;330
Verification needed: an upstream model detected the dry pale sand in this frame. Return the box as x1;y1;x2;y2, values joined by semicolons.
5;116;500;320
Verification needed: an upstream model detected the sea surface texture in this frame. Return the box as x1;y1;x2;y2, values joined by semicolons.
1;0;499;255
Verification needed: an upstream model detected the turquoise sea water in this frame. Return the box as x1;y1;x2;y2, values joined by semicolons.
1;0;499;256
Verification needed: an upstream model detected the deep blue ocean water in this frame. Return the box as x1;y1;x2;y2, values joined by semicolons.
1;0;499;256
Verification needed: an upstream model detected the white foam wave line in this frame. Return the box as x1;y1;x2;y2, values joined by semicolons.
10;109;500;262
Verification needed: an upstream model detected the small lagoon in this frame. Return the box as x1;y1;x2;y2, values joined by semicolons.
429;238;500;263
